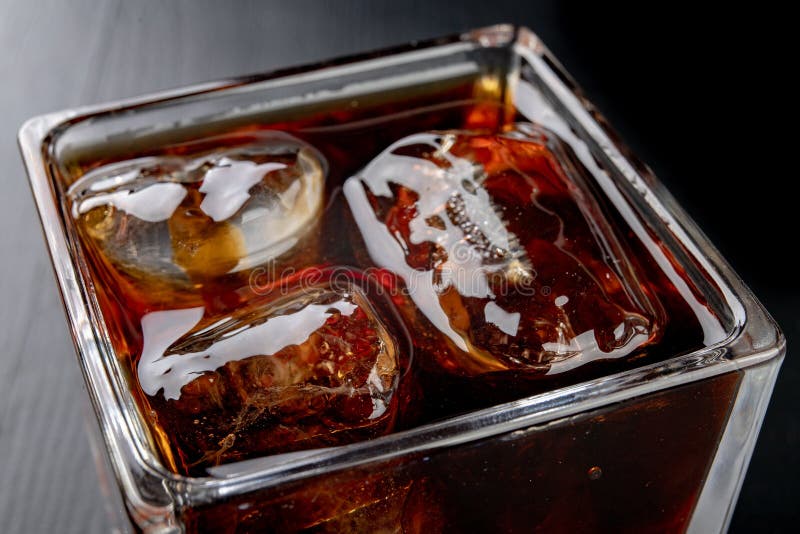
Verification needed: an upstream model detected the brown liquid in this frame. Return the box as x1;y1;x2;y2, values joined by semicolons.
180;371;741;534
65;82;736;531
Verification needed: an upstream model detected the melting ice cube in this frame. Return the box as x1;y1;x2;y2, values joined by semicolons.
68;132;326;283
138;284;403;474
344;126;663;376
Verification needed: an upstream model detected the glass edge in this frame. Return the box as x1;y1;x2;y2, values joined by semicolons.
27;24;517;139
16;23;786;515
512;30;785;361
687;355;783;533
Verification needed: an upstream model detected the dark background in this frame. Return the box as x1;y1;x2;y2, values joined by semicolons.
0;1;793;532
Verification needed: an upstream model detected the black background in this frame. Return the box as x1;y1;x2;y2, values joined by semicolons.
0;1;793;532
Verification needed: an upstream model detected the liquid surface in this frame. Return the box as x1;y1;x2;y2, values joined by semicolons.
67;96;724;475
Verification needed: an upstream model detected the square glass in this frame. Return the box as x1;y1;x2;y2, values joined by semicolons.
18;25;784;533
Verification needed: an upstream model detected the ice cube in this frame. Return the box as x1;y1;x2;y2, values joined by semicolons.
137;284;403;474
344;125;663;376
68;132;325;285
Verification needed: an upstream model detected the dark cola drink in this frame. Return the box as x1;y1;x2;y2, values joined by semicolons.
68;93;727;531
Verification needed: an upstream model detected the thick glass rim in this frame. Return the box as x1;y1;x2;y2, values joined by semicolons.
18;24;784;514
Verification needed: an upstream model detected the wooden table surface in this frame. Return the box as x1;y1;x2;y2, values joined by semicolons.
0;1;794;532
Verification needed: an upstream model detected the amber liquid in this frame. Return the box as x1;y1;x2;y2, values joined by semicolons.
66;80;736;532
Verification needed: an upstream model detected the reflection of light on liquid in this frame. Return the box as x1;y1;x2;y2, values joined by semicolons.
346;133;526;352
138;299;357;400
74;182;187;223
475;74;502;100
199;159;287;221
